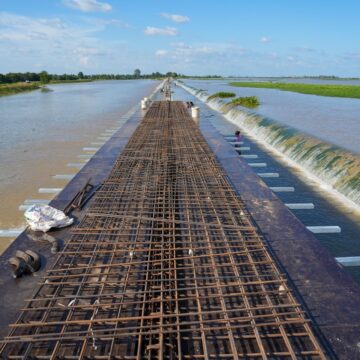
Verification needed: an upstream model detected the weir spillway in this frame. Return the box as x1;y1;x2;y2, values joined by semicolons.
0;101;329;359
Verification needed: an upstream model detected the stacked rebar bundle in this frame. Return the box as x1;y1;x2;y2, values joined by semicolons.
0;101;327;359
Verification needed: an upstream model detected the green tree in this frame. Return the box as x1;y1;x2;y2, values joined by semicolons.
133;69;141;78
78;71;84;79
39;71;50;84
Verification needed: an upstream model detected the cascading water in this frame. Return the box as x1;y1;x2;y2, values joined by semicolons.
177;81;360;209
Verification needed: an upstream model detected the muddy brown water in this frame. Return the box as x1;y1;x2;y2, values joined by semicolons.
0;80;160;253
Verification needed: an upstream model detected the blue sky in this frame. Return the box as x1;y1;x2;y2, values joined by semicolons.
1;0;359;76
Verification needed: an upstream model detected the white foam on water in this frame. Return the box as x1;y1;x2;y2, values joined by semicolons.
178;81;360;215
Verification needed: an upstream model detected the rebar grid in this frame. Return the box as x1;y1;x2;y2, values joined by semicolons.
0;101;327;359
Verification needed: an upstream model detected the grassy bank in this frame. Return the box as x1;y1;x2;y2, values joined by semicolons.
208;91;235;100
230;81;360;99
229;96;260;108
0;79;94;97
0;82;40;97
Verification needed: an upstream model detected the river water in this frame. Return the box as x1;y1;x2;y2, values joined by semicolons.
0;80;159;252
177;80;360;283
186;79;360;155
1;78;359;282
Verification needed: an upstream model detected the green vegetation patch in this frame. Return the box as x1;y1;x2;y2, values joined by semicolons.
229;81;360;99
0;82;40;97
208;92;236;100
229;96;260;108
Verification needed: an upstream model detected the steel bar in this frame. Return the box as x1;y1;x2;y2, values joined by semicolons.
0;101;327;359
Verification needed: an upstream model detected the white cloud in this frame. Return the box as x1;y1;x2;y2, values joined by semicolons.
171;42;247;57
260;36;270;43
161;13;190;23
102;19;129;28
172;42;215;56
294;47;326;57
0;12;110;71
0;32;30;41
144;26;178;36
341;52;360;60
268;52;279;59
79;56;89;66
0;12;70;42
295;46;316;53
155;49;168;57
150;42;253;75
159;42;249;70
286;55;303;65
81;17;130;29
63;0;112;13
73;47;107;56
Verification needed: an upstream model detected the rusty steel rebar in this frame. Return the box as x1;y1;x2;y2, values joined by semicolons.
0;101;327;359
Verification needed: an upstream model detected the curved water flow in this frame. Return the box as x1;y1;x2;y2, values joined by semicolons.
178;81;360;210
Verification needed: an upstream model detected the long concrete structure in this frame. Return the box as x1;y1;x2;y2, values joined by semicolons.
0;86;359;359
0;101;328;359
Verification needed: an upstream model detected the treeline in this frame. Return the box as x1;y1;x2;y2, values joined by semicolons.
304;75;360;80
0;70;224;84
0;72;42;83
179;75;223;79
0;71;182;84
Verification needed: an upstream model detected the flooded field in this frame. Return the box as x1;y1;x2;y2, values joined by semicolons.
0;80;159;252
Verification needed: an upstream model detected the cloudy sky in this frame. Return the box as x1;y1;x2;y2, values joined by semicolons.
1;0;360;76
